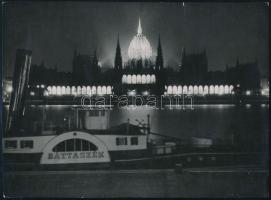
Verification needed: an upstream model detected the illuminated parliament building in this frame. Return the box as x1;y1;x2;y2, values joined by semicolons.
113;19;166;96
5;18;264;100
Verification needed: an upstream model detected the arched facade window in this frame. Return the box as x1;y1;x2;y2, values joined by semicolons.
173;85;178;95
87;86;91;96
47;86;52;95
214;85;219;94
92;86;96;95
122;75;127;84
188;85;193;95
219;85;224;95
198;86;203;95
97;86;102;95
77;86;82;96
52;138;98;152
127;75;132;84
61;86;66;95
151;75;156;83
167;85;173;94
193;86;199;95
52;86;57;95
183;85;188;94
209;85;214;94
178;86;182;95
136;75;141;84
71;86;76;95
142;75;146;84
102;86;107;95
203;85;208;95
106;86;111;95
82;86;87;95
132;75;137;84
224;85;229;94
66;86;71;95
146;74;151;84
57;86;62;95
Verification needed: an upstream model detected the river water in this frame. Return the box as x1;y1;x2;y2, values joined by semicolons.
4;104;269;150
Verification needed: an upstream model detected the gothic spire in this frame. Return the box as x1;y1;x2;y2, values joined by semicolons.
114;34;123;70
155;34;163;70
137;18;142;35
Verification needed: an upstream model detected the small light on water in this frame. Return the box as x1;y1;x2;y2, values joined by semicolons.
246;90;251;95
6;86;12;93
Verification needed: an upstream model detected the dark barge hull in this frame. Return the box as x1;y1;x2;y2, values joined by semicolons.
3;151;266;171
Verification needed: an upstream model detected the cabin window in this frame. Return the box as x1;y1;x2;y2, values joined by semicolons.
52;139;98;152
131;137;138;145
20;140;33;149
5;140;17;149
116;137;127;146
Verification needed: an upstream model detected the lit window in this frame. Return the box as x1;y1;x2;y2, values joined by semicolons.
106;86;111;95
224;85;229;94
127;75;132;84
178;86;182;95
131;137;138;145
5;140;17;149
209;85;214;94
132;75;137;84
92;86;97;95
20;140;33;149
87;86;91;95
146;74;151;84
102;86;107;95
67;86;71;95
219;85;224;95
183;86;188;94
203;85;208;95
136;75;142;84
193;86;198;95
82;86;87;95
173;85;177;95
142;75;146;84
198;86;203;95
57;86;62;95
52;86;57;95
77;86;82;95
122;75;127;84
214;85;219;94
61;86;66;95
150;75;156;83
97;86;102;95
47;86;52;95
167;86;173;94
188;86;193;95
71;86;76;95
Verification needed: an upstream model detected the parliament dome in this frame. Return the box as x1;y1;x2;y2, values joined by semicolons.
128;19;152;60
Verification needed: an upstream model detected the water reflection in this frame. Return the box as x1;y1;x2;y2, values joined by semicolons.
3;104;269;151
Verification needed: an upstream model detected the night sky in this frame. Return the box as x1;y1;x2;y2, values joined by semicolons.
4;2;269;77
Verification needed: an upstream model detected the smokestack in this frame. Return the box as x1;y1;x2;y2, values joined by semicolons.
6;49;32;134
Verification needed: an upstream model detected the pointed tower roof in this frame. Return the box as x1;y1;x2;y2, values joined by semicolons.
137;18;142;35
